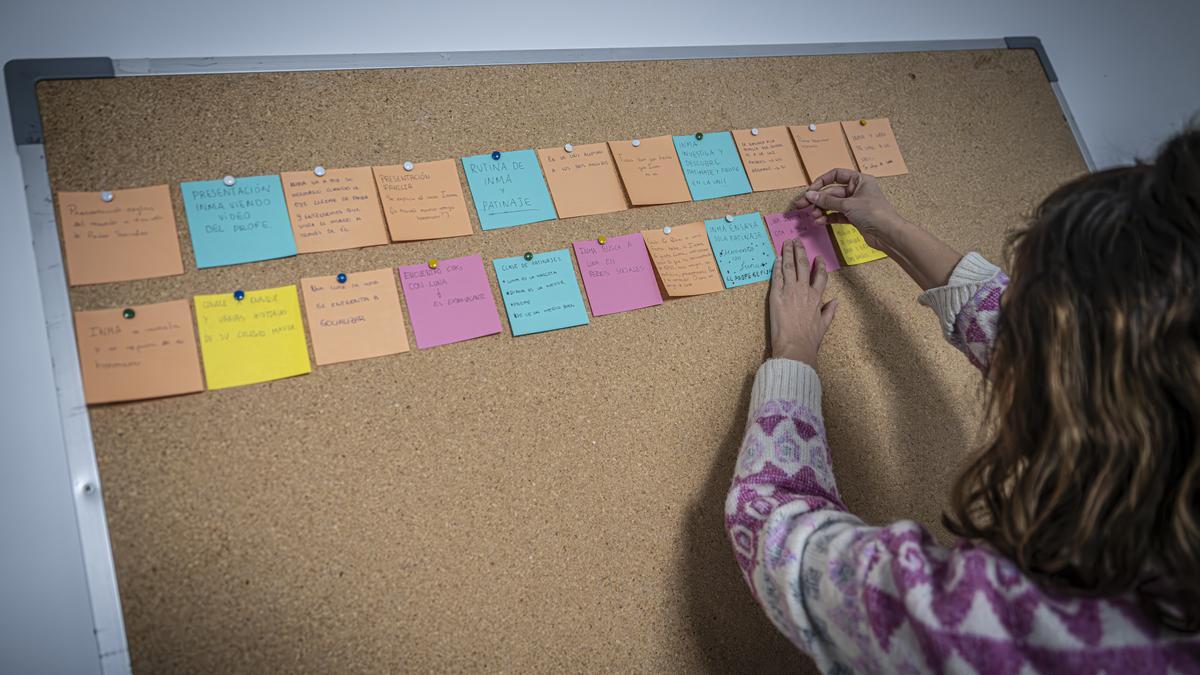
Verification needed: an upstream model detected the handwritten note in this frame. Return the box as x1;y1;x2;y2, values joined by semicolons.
493;250;589;336
279;166;389;253
461;149;557;230
789;123;857;182
193;285;311;390
732;127;808;192
536;143;629;218
301;268;410;365
705;213;775;288
830;223;888;265
181;175;297;268
572;233;663;316
397;254;502;349
373;159;474;241
672;132;753;201
57;185;184;286
841;118;909;177
607;136;692;205
641;221;725;297
73;299;204;404
764;211;841;272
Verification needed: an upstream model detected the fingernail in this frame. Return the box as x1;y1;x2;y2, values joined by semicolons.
805;191;819;201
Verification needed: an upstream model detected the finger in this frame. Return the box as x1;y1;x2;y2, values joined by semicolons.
811;254;829;293
770;251;783;293
808;168;862;192
781;238;796;286
814;214;828;227
805;189;846;212
791;239;808;284
820;299;839;334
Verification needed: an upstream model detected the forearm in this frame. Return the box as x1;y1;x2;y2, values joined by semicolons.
876;219;963;291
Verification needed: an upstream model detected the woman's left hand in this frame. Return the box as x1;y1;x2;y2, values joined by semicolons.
769;239;838;365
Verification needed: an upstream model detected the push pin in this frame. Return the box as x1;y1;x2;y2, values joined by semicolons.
808;123;817;132
859;119;867;126
523;252;533;261
403;161;414;172
336;272;347;284
663;226;672;235
233;289;245;301
223;175;236;186
631;139;641;147
725;214;734;222
751;128;760;136
491;151;502;160
122;308;135;319
314;165;326;177
695;132;704;141
100;190;114;203
428;259;438;270
564;143;574;153
598;235;607;245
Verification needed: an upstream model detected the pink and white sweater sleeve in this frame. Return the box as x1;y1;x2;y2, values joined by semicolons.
723;254;1197;672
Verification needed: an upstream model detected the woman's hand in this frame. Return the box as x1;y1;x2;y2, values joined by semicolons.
770;239;838;366
792;168;909;251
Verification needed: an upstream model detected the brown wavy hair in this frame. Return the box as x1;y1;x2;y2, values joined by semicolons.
944;128;1200;632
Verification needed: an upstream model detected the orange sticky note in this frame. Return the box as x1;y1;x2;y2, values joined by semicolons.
73;299;204;404
536;143;629;218
732;126;808;191
841;118;909;177
641;222;725;297
789;123;858;183
608;136;692;206
373;159;474;241
280;166;389;253
57;185;184;286
300;268;410;365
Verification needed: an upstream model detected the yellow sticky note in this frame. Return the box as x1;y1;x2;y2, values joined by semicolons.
194;285;312;390
830;223;888;265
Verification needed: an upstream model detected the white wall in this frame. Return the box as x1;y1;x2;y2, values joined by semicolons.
2;0;1198;671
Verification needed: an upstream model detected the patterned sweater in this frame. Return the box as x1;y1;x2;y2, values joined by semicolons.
725;253;1200;674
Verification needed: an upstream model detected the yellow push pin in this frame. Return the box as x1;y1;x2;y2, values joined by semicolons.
859;119;868;126
598;235;607;245
428;258;438;270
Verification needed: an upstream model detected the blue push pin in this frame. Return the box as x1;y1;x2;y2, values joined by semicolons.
233;289;245;301
491;151;502;160
336;272;347;284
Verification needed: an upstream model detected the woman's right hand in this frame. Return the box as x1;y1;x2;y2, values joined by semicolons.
792;168;909;251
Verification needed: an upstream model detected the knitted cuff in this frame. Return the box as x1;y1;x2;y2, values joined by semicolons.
917;252;1002;335
749;358;823;419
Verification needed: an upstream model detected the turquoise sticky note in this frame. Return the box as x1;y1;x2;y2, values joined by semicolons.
181;175;297;268
493;249;589;336
461;150;557;230
706;212;775;288
673;132;753;201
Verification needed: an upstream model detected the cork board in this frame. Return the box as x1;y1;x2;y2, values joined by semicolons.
37;49;1087;673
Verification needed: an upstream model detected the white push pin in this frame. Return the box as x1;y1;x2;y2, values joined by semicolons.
751;128;760;136
725;214;734;222
663;226;672;235
808;123;817;132
223;175;236;186
403;161;414;172
631;139;641;147
564;143;574;153
100;190;114;203
314;165;326;177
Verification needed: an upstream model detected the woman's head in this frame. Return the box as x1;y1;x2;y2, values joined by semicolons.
946;128;1200;631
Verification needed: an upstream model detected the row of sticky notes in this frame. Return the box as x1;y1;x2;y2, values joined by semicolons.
74;210;885;405
57;119;906;286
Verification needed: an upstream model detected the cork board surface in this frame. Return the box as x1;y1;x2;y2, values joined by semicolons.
38;49;1087;673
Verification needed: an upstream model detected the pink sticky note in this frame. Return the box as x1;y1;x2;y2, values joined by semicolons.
765;211;841;272
572;232;664;316
397;254;502;349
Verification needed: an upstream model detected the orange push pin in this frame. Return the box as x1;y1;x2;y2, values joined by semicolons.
428;259;438;270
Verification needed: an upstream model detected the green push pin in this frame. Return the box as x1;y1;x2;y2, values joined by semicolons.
523;252;534;261
695;132;703;140
122;308;135;319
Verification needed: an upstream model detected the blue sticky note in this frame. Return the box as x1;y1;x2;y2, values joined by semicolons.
181;175;297;268
461;149;557;230
493;249;590;336
706;213;776;288
673;132;753;201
